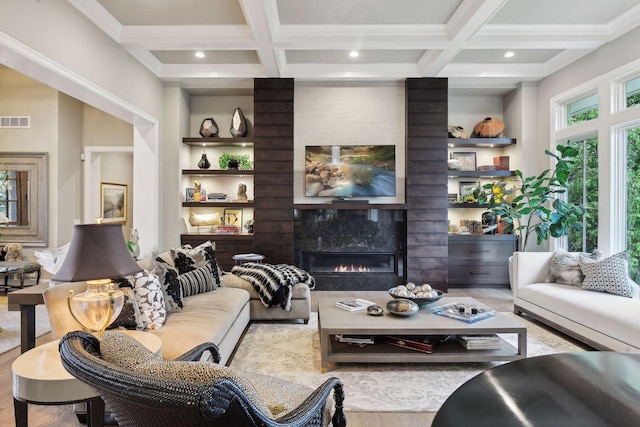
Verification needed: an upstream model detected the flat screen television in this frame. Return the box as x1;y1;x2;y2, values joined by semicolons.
305;145;396;197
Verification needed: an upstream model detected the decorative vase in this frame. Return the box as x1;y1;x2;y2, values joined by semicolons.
197;153;211;170
472;117;505;138
230;107;247;137
227;158;239;169
67;279;124;339
199;117;219;138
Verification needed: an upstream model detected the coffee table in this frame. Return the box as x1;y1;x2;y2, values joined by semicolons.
317;295;527;372
0;261;41;291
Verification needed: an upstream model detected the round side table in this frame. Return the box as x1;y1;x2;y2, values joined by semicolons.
12;330;162;427
233;253;265;265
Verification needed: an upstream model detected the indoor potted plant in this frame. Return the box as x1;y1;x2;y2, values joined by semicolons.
475;144;585;252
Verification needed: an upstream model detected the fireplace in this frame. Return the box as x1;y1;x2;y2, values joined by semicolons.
294;209;406;290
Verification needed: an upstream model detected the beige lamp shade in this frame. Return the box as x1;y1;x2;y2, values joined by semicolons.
52;223;143;282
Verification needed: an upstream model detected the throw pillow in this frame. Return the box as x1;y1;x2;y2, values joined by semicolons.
151;258;183;312
128;271;167;329
546;248;602;286
179;262;217;297
109;286;144;330
171;241;222;287
100;332;272;417
579;251;633;298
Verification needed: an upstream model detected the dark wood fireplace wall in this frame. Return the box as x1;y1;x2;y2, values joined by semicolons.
253;78;449;291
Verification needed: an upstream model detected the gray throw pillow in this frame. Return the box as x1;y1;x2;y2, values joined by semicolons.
546;248;602;286
579;251;633;298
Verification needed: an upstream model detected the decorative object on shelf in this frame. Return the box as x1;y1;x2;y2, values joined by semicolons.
459;180;480;202
199;117;219;138
482;211;497;235
244;219;254;234
218;152;253;170
3;242;24;261
188;212;218;233
230;107;247;137
197;152;211;170
472;117;505;138
51;223;143;339
235;183;248;202
388;283;443;307
452;152;477;171
100;182;127;223
193;181;202;202
126;228;140;259
447;153;462;170
476;144;585;251
448;125;468;138
493;156;510;170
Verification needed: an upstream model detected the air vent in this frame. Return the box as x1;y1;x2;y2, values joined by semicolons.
0;116;30;128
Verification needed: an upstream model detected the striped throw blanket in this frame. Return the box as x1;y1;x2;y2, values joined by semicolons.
230;263;315;310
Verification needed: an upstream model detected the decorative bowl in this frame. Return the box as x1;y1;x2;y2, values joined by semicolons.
386;299;420;316
388;287;444;307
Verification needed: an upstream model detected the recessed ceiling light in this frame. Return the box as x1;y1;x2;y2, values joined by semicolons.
195;51;205;58
349;51;359;58
504;51;515;58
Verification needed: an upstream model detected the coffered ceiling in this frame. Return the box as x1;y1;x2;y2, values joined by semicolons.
69;0;640;93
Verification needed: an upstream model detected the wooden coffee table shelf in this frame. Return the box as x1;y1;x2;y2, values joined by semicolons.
318;295;527;372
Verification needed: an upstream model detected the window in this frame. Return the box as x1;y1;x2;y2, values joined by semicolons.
565;138;598;253
626;126;640;281
566;94;598;126
625;76;640;108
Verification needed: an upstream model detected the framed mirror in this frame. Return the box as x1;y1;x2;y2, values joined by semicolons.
0;152;48;246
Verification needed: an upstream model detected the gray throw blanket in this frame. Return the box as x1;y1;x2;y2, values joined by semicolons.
230;263;315;310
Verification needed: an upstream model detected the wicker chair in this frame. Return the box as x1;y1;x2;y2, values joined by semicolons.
59;331;347;427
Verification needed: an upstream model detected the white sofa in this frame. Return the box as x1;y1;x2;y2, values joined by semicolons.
512;251;640;352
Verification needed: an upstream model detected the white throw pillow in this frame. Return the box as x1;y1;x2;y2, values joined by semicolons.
128;271;167;329
546;248;602;286
579;251;633;298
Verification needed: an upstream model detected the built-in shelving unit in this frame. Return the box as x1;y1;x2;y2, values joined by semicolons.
294;203;406;210
447;138;516;148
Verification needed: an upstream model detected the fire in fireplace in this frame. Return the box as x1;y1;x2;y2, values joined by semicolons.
301;252;398;275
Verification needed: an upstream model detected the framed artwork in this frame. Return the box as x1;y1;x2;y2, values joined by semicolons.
223;208;243;227
452;152;477;171
185;188;195;202
459;180;480;199
101;182;127;223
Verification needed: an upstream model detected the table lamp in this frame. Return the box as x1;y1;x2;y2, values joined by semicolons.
51;223;143;338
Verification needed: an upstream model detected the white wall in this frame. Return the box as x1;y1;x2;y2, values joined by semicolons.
0;0;164;256
294;81;405;204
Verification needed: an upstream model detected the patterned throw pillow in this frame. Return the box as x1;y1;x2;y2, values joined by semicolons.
579;251;633;298
179;263;217;297
546;248;602;286
128;271;167;329
171;241;222;287
99;332;272;417
151;258;183;312
109;286;144;330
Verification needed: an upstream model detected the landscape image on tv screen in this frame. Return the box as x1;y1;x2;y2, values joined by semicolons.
305;145;396;197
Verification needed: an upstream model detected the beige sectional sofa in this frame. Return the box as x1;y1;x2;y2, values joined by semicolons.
512;251;640;352
45;245;312;365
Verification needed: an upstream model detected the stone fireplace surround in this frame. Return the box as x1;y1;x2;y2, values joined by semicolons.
294;208;406;290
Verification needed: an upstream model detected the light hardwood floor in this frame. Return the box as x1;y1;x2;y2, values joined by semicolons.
0;287;513;426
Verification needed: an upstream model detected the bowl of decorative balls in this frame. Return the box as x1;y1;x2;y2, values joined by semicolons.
388;283;444;307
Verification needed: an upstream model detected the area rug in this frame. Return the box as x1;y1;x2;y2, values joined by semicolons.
230;312;583;412
0;296;51;354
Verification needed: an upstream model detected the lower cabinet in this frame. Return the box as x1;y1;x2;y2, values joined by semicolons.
448;234;518;287
180;233;254;272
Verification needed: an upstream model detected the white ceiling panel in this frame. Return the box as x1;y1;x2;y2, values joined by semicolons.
68;0;640;92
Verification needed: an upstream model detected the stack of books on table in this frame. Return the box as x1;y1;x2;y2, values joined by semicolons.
216;225;240;234
456;334;502;350
380;335;450;354
335;298;376;312
334;334;375;347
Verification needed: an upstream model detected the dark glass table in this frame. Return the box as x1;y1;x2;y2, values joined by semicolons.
0;261;41;291
432;351;640;427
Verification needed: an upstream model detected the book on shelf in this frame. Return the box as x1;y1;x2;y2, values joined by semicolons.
216;225;240;234
334;335;375;346
430;302;496;324
456;334;502;350
379;335;450;354
335;298;376;312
